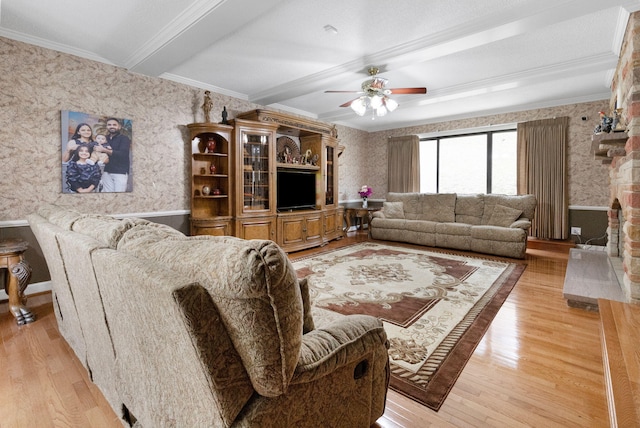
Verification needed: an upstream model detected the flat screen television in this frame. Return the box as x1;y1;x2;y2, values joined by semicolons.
277;170;317;211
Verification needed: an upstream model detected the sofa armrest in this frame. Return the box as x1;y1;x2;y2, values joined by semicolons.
510;218;531;230
372;211;386;219
292;314;388;384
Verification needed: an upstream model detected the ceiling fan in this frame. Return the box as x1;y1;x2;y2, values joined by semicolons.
325;66;427;118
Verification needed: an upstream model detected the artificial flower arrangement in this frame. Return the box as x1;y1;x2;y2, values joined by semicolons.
358;185;373;199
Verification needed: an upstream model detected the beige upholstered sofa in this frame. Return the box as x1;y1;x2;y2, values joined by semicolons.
370;193;537;259
28;204;389;427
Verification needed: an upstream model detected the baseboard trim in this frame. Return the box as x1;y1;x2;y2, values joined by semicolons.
0;280;51;302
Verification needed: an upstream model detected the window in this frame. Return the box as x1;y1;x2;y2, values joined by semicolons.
419;129;517;194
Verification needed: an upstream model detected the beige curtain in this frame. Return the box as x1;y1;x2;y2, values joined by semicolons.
517;117;569;239
388;135;420;193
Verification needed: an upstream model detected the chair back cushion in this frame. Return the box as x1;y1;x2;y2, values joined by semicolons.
117;229;304;397
387;192;456;222
455;194;485;225
482;194;537;224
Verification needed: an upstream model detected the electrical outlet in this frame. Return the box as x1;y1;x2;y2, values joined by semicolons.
571;227;582;236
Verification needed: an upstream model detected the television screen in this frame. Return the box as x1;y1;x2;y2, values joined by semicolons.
277;170;316;211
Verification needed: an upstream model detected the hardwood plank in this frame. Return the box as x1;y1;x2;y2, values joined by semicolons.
598;298;640;427
0;294;120;428
0;234;610;427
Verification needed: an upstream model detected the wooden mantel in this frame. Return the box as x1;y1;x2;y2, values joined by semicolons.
591;131;628;164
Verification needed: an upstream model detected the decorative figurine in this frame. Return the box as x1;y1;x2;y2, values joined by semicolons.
302;149;312;164
221;106;228;125
202;90;213;123
206;137;216;153
209;163;216;174
612;108;624;132
594;111;613;134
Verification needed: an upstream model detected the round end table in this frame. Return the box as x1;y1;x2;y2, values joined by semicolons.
1;239;35;325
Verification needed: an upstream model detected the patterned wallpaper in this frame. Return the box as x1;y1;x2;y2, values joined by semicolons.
0;36;261;221
348;100;611;207
0;36;610;221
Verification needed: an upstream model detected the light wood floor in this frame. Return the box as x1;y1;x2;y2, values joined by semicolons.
0;233;607;427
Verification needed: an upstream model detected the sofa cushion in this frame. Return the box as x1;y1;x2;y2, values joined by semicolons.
405;219;438;233
436;222;472;236
421;193;456;222
38;204;82;230
392;194;418;220
486;204;523;227
195;240;304;397
455;194;484;225
471;225;527;242
382;201;405;219
484;194;536;222
395;193;455;222
299;277;315;334
371;218;407;230
72;215;158;248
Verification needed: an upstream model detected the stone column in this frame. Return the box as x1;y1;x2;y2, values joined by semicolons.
609;12;640;302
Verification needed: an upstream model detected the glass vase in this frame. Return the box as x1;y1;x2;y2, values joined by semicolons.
362;197;368;208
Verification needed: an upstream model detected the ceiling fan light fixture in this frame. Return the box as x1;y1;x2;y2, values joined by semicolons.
370;95;383;109
350;97;367;116
384;97;398;112
375;106;388;117
328;65;425;118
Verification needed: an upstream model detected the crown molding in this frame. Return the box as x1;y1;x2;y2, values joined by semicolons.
0;28;115;65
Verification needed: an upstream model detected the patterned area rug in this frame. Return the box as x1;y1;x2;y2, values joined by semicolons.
291;242;526;411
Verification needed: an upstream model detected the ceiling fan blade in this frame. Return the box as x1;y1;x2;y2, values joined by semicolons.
339;98;359;108
388;87;427;94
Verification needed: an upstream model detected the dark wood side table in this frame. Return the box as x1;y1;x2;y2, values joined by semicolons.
0;239;35;325
343;206;381;233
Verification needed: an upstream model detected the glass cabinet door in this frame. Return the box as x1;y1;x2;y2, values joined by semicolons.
325;144;335;205
242;132;271;212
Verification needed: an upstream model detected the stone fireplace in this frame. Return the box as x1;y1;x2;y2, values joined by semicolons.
607;11;640;303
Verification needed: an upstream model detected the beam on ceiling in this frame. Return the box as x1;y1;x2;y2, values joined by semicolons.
125;0;286;76
250;0;629;107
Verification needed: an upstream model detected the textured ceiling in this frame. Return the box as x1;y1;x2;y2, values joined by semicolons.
1;0;638;131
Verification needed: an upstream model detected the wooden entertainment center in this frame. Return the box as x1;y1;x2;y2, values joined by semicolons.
188;109;343;252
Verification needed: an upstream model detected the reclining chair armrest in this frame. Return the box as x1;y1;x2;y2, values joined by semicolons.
372;211;385;219
291;314;388;384
510;218;531;230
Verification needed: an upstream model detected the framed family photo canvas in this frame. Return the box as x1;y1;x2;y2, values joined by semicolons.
61;110;133;194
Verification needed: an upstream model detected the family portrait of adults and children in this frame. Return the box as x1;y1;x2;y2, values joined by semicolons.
61;110;133;194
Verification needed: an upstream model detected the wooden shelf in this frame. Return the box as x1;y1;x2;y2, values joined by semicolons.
189;110;343;250
276;162;320;171
188;122;233;236
194;174;228;178
591;131;628;163
193;152;228;158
